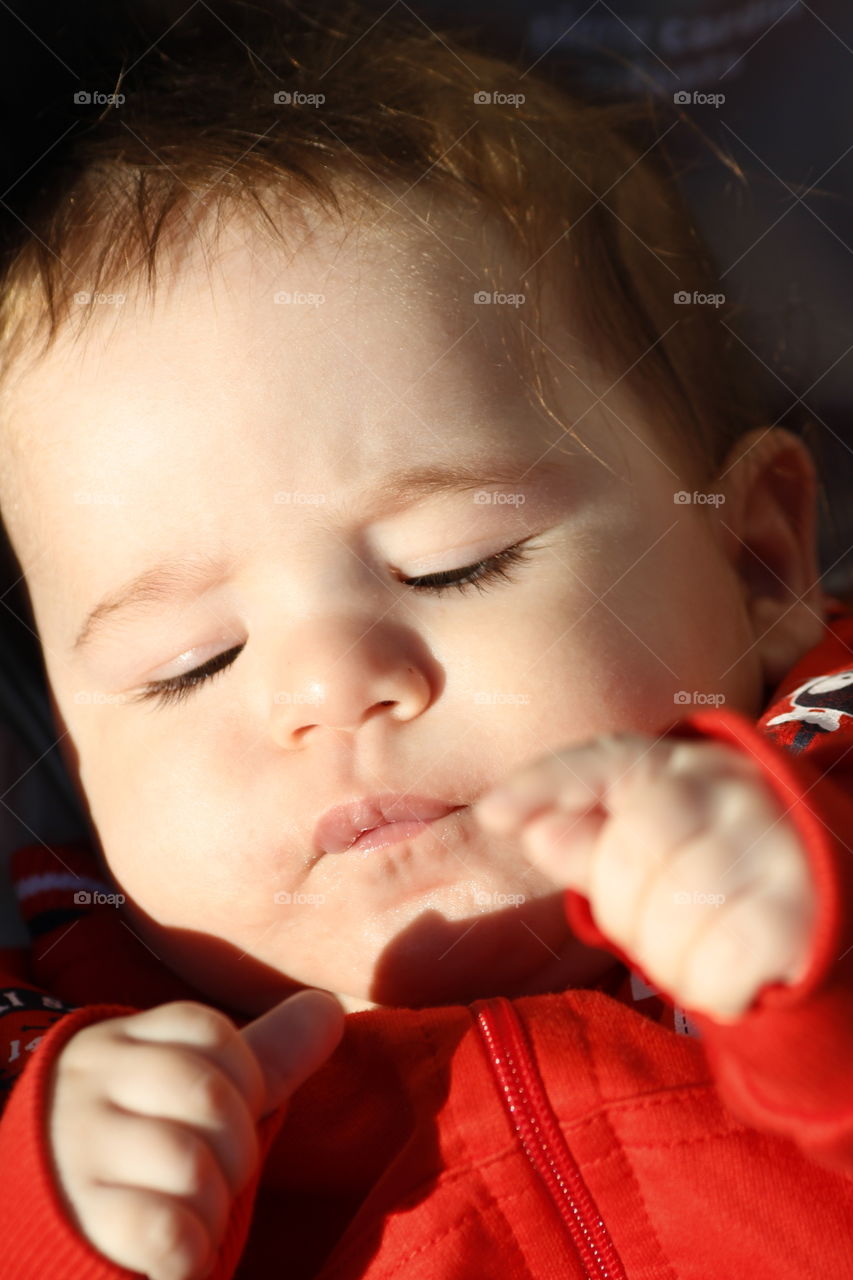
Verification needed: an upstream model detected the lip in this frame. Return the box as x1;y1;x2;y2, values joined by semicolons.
313;792;467;857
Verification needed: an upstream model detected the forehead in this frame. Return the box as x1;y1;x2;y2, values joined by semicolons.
2;198;611;627
4;184;698;673
8;194;537;439
4;201;497;429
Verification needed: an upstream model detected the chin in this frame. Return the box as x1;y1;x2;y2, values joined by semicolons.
354;931;617;1010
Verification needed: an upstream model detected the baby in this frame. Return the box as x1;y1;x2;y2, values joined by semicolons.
0;3;852;1279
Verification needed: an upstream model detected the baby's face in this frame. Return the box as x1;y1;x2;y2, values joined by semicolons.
4;206;765;1013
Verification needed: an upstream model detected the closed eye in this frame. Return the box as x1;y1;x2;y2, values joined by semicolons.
132;537;540;709
400;538;535;593
131;643;243;710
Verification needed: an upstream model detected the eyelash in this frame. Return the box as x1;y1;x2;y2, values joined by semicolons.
132;539;538;710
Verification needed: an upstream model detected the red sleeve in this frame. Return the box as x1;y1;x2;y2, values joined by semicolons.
0;1000;151;1279
0;987;288;1278
563;615;853;1176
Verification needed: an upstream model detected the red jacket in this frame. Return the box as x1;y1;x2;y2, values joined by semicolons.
1;601;853;1279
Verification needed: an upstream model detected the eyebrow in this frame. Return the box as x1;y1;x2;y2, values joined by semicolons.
71;454;571;656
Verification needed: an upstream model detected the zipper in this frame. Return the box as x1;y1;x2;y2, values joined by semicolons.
474;996;627;1280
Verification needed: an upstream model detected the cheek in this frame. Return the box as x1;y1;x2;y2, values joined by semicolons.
528;622;683;742
78;736;256;916
505;516;753;737
450;557;678;746
592;518;757;713
642;517;754;671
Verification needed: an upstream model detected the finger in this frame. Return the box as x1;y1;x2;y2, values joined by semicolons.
513;761;707;927
636;782;815;999
678;889;814;1021
82;1181;213;1280
560;764;718;952
542;767;769;960
580;806;666;949
120;1001;268;1123
91;1108;232;1243
633;869;731;997
105;1041;260;1196
626;803;775;984
239;988;345;1118
520;807;606;893
472;732;655;834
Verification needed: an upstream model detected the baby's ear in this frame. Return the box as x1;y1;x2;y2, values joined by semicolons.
714;426;826;689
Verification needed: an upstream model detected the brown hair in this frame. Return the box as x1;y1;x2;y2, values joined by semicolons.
0;0;773;496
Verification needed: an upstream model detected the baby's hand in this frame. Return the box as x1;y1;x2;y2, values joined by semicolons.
473;734;818;1022
47;990;344;1280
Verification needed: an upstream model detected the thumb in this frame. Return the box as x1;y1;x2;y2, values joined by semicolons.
240;988;345;1118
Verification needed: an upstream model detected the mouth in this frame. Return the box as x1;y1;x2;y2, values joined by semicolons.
339;811;467;856
313;792;467;857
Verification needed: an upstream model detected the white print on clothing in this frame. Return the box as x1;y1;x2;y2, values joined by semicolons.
765;669;853;734
629;971;701;1038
